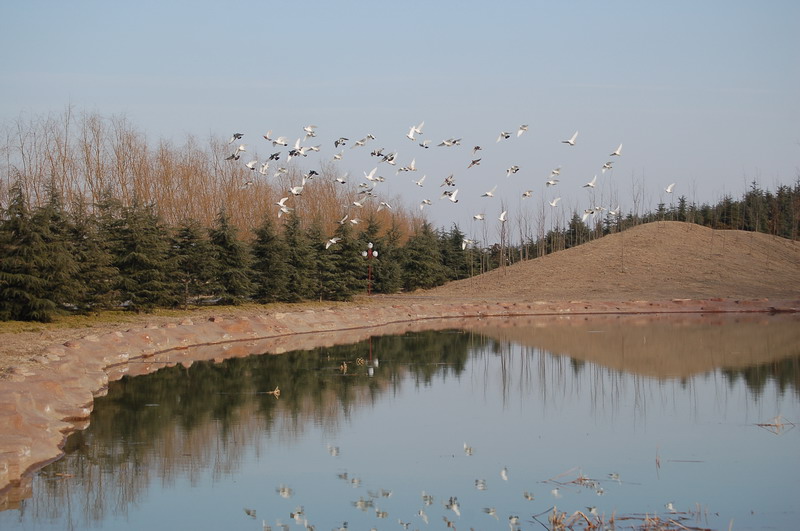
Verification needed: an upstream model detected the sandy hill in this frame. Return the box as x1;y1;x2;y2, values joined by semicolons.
425;221;800;302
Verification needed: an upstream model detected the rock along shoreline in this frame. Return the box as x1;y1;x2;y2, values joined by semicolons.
1;297;797;509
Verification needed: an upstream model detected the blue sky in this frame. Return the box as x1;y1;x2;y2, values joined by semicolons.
2;1;798;238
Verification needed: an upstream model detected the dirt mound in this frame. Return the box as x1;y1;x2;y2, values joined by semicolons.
425;222;800;302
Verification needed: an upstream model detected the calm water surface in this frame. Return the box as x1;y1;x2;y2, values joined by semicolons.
1;314;799;530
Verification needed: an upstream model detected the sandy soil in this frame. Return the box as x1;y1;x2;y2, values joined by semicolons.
1;221;798;376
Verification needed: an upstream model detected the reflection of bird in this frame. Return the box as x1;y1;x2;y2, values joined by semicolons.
550;487;561;498
500;467;509;481
665;502;676;513
483;507;499;519
445;497;461;517
244;508;256;518
562;131;578;146
665;183;676;193
523;491;535;500
475;478;487;490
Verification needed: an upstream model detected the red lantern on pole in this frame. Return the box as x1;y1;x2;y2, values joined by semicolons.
361;242;378;295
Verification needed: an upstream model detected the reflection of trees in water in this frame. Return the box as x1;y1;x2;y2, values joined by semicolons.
19;326;799;526
722;356;800;399
25;330;481;524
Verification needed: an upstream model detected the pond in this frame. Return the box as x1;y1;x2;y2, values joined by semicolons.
1;313;798;530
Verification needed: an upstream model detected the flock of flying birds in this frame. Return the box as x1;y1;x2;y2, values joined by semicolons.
223;122;677;250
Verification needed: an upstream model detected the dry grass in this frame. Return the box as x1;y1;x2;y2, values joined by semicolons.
424;222;800;302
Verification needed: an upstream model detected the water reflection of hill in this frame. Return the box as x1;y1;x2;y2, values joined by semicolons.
473;313;800;381
8;315;799;521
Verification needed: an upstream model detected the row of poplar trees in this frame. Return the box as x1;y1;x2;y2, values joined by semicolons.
0;183;477;322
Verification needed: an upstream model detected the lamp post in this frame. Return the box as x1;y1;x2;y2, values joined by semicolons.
361;242;378;295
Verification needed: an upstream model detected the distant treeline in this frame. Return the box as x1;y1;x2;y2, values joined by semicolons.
512;179;800;261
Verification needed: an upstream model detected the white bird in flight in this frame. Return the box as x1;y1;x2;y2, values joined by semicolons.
562;131;578;146
481;185;497;198
406;120;424;141
665;182;676;193
517;124;529;137
473;213;485;221
303;124;317;139
583;175;597;188
497;131;512;142
610;143;623;156
325;237;341;249
414;175;426;187
522;190;532;198
498;210;508;222
420;199;432;210
546;178;559;187
549;197;561;207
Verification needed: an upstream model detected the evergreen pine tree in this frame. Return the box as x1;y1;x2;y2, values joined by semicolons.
67;196;119;311
32;182;82;310
321;221;363;301
307;220;331;301
208;209;254;305
251;214;290;302
171;218;218;309
373;218;403;294
281;213;315;301
114;200;179;312
0;183;57;321
401;222;446;291
440;224;469;281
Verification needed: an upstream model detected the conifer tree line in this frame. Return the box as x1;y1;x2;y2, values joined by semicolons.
515;179;800;260
0;180;479;321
